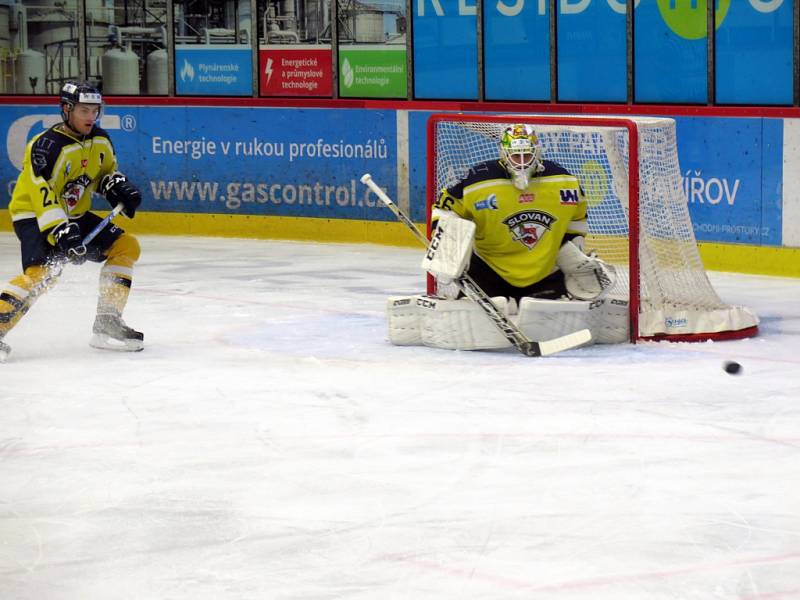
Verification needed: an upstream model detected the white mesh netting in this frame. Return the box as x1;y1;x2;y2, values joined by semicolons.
428;115;758;340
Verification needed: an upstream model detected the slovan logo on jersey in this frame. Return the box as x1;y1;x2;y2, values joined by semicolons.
503;210;556;250
62;174;92;209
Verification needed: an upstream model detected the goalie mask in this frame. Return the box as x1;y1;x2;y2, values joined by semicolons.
500;124;543;190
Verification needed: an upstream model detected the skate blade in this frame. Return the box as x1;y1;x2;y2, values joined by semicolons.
89;333;144;352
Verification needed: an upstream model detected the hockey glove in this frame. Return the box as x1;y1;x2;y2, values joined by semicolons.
556;240;616;300
101;171;142;218
52;221;87;264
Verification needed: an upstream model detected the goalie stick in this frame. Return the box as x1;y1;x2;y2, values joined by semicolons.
360;173;591;357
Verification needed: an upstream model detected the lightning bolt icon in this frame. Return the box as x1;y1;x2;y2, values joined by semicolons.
265;58;274;85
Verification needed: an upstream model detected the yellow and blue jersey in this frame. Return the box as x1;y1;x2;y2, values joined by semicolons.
435;159;587;288
8;125;118;243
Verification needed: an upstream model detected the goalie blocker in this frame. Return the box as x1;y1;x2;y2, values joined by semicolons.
420;209;476;283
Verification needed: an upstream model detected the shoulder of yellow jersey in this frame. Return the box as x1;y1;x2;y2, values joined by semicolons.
538;159;577;180
28;127;77;181
89;125;115;144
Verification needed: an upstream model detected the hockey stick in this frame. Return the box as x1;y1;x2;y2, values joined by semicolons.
83;203;125;246
360;174;591;357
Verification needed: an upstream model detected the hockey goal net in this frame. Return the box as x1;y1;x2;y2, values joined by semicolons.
426;113;759;342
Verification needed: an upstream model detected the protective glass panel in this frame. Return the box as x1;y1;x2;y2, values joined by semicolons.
337;0;407;98
558;0;626;102
258;0;333;96
483;0;550;101
173;0;253;96
715;0;793;105
412;0;477;100
2;0;80;94
634;1;707;103
86;0;169;95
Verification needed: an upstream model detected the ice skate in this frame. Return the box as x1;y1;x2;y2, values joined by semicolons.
0;339;10;363
90;313;144;352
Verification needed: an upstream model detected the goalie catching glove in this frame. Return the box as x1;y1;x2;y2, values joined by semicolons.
556;239;616;300
101;171;142;218
420;209;476;282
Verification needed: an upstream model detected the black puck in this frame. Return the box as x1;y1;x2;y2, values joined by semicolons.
723;361;742;375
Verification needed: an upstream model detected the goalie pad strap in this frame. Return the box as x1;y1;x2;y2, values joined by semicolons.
420;211;476;281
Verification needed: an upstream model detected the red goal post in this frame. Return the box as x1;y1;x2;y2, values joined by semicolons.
425;113;759;343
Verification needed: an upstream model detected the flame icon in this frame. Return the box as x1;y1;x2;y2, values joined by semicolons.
180;59;195;82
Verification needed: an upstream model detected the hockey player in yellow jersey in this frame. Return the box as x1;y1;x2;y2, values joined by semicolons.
0;81;143;362
433;123;594;300
386;123;623;351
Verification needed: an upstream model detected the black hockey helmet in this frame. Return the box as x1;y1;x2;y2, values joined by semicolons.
59;81;103;122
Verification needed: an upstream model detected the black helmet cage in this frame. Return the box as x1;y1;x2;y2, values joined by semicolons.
60;81;103;124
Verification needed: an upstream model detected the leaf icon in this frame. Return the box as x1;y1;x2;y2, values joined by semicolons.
342;58;354;88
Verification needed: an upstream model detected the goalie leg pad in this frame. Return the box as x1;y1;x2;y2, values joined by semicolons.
517;296;630;345
387;295;517;351
588;296;630;344
420;210;476;281
420;296;511;351
518;298;594;345
386;296;425;346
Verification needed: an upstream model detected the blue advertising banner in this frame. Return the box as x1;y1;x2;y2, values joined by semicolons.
406;112;783;246
408;110;431;222
676;117;781;246
483;1;550;101
0;106;399;221
0;106;784;245
557;0;626;102
175;45;253;96
715;1;793;105
635;2;707;103
412;0;478;100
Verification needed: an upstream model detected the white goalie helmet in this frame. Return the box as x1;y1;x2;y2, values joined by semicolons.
500;124;543;190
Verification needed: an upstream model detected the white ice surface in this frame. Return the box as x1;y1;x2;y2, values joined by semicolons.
1;233;799;600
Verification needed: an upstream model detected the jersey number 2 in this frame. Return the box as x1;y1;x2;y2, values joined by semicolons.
40;186;54;207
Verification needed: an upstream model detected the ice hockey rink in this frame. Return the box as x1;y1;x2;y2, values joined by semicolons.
1;232;799;600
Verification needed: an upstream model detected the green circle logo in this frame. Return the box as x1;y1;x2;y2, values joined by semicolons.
579;160;607;208
657;0;731;40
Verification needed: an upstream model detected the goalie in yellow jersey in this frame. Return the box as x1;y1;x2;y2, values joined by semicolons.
0;81;143;362
386;123;627;351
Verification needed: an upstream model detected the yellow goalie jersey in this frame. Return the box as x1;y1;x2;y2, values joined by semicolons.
435;159;588;288
8;124;118;242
